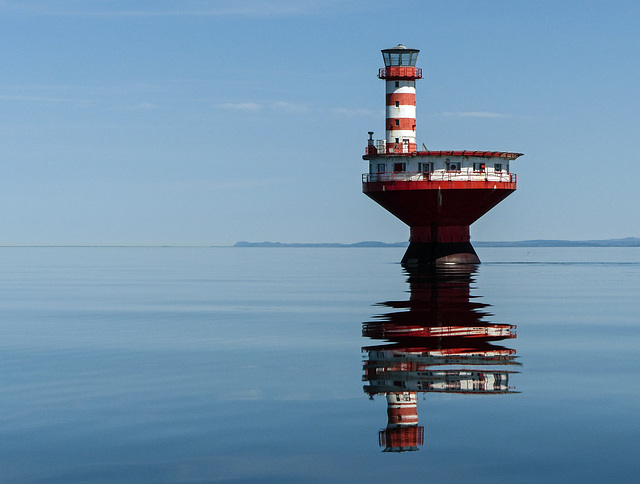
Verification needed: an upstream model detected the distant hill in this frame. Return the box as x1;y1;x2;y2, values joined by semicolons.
474;237;640;247
235;238;640;248
234;241;408;248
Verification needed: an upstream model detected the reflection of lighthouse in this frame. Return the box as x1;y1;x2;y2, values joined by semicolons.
362;45;523;266
363;267;519;452
379;392;423;453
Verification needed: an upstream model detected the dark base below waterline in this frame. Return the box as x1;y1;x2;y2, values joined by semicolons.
401;241;481;267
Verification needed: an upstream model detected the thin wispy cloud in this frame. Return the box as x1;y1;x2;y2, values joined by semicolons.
270;101;309;115
219;102;262;112
0;0;352;17
217;101;310;115
441;111;513;119
110;102;158;112
157;177;298;192
0;94;71;102
0;94;93;108
332;107;378;117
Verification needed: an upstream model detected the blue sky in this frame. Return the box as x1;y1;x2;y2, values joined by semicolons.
0;0;638;245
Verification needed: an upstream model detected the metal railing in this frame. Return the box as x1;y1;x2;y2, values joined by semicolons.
364;146;524;159
365;140;411;156
363;171;517;183
378;67;423;79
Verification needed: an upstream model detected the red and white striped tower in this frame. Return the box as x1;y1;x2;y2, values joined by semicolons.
381;45;421;154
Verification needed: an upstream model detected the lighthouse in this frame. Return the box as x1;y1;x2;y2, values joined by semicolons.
363;44;523;266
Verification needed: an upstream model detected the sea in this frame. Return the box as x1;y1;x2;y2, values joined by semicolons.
0;246;638;483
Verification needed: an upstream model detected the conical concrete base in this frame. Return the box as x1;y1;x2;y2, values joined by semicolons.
401;241;480;268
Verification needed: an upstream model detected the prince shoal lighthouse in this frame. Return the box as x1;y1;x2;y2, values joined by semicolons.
363;44;523;266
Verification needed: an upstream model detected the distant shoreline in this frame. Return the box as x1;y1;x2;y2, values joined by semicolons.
0;238;638;248
235;238;640;248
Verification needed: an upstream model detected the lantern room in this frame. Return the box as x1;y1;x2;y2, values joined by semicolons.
381;44;420;67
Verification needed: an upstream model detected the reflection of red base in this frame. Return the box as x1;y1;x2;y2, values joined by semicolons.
379;426;424;453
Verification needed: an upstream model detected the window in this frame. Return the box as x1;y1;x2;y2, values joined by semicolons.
377;163;385;173
395;101;399;108
393;163;406;172
395;81;399;88
383;50;418;67
395;119;399;126
473;163;485;172
495;163;502;172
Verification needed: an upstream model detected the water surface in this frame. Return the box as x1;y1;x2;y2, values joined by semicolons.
0;247;638;482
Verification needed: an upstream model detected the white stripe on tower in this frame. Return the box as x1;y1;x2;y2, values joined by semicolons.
385;79;416;153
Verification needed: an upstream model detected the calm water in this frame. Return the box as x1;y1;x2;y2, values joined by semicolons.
0;247;638;483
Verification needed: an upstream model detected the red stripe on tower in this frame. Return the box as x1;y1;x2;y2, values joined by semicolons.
386;93;416;106
386;118;416;131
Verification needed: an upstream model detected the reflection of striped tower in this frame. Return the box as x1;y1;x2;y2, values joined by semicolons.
380;44;421;154
379;392;424;452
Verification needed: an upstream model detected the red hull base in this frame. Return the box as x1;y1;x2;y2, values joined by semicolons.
363;180;515;266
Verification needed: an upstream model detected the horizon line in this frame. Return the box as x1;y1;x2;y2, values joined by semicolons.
1;237;638;248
